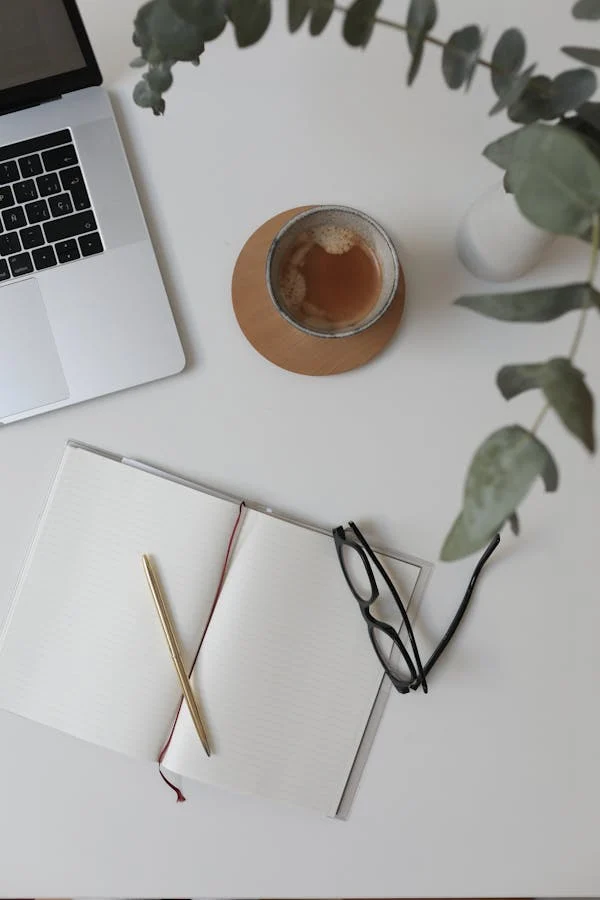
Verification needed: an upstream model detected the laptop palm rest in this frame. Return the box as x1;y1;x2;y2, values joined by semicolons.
0;280;69;419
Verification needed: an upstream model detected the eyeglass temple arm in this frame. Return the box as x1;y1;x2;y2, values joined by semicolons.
417;532;501;684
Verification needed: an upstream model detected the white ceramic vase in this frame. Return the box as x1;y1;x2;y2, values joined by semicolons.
456;181;554;282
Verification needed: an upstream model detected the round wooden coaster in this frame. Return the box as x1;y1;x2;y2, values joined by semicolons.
232;206;405;376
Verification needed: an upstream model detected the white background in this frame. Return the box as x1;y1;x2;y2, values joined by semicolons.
1;0;599;895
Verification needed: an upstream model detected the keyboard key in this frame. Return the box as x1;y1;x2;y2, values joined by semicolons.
20;225;45;249
0;185;14;209
18;154;43;178
36;172;61;196
25;199;50;223
0;231;21;256
0;259;9;280
2;207;26;230
70;182;91;211
9;251;33;277
59;165;84;191
42;143;78;171
0;161;19;184
14;179;38;203
32;245;57;271
0;232;20;256
0;130;71;163
43;210;96;244
49;192;73;217
55;239;80;264
78;231;104;257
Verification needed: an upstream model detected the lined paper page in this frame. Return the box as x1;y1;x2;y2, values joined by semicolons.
164;510;420;815
0;446;240;761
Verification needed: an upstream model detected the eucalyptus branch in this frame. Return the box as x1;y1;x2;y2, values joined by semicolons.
333;3;496;73
131;0;600;561
333;4;448;50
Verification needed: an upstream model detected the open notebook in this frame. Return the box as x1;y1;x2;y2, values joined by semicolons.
0;442;428;816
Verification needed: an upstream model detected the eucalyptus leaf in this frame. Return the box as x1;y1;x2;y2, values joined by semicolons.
508;123;600;236
133;0;157;55
406;0;437;85
441;425;558;561
130;56;148;67
542;452;559;491
343;0;382;48
497;362;547;399
200;2;227;39
490;63;536;116
168;0;227;39
309;0;334;35
496;358;596;452
442;25;482;90
545;68;598;118
288;0;311;31
168;0;199;19
407;41;425;85
133;78;162;110
578;100;600;129
491;28;526;96
508;75;553;123
562;46;600;67
542;358;596;451
508;512;520;535
441;512;491;561
456;282;600;321
562;117;600;167
146;63;174;92
483;126;526;169
228;0;271;48
406;0;437;53
573;0;600;19
137;0;205;61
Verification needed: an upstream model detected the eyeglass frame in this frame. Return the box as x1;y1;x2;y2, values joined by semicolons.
332;521;500;694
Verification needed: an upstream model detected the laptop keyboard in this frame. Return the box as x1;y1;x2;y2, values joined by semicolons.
0;128;103;283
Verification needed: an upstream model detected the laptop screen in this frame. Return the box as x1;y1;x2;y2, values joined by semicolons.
0;0;101;111
0;0;86;91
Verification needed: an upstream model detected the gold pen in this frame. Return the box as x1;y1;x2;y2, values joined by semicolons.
142;553;211;757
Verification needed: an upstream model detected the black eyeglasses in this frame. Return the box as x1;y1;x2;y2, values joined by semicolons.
333;522;500;694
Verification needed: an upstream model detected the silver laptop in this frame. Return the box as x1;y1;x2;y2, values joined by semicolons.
0;0;185;425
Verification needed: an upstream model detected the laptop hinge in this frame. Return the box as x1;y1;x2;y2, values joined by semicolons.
2;95;62;116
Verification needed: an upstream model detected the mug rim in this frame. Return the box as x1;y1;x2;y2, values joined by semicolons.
265;205;400;339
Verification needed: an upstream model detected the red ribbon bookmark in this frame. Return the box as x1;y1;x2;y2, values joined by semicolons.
157;501;246;802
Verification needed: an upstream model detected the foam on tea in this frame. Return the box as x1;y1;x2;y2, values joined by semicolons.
279;224;382;331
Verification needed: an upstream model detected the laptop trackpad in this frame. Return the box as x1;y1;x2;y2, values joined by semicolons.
0;280;69;419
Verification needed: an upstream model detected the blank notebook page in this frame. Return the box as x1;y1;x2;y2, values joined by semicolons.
163;509;389;816
0;446;240;761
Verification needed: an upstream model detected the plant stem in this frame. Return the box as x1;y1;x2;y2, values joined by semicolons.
568;211;600;361
531;213;599;438
333;4;495;73
530;402;550;436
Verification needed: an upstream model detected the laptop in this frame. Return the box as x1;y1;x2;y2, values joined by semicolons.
0;0;185;425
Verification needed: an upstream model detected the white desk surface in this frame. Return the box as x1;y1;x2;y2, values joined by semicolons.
1;0;599;895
